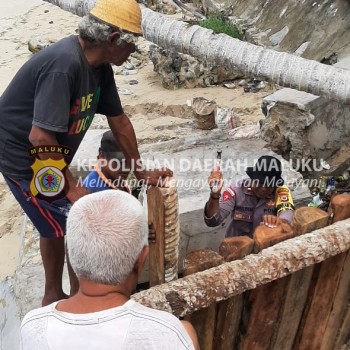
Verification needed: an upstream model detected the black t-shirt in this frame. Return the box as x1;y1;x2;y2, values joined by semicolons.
0;35;123;179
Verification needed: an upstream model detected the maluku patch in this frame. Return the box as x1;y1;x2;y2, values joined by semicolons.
222;188;235;201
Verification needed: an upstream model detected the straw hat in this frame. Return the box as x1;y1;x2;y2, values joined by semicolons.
90;0;142;35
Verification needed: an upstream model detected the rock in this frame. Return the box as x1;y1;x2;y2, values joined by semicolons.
129;57;142;68
28;36;54;54
124;63;135;70
244;79;267;93
113;66;123;75
149;45;245;89
260;88;350;175
223;82;236;89
321;52;338;65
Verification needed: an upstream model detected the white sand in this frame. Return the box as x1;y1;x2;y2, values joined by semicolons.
0;0;269;280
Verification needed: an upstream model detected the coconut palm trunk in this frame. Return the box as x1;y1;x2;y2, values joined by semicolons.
44;0;350;103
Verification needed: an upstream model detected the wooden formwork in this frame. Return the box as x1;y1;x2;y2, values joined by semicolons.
142;191;350;349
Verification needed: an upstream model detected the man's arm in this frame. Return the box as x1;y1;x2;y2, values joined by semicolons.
205;169;223;218
180;320;200;350
29;125;89;203
204;169;234;227
275;185;295;224
107;113;173;186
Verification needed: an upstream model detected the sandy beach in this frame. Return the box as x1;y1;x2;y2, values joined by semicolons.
0;0;269;280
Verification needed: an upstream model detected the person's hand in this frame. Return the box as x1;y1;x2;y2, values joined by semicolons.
66;186;90;204
208;169;223;194
148;223;156;244
261;215;282;228
136;168;173;187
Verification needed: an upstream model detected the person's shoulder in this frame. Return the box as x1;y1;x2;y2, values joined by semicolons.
128;300;188;331
276;184;293;195
129;300;179;322
35;36;81;70
36;36;75;56
127;301;194;347
124;300;194;349
222;178;246;196
21;303;56;327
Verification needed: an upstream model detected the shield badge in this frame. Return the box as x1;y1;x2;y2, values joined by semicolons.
30;158;67;197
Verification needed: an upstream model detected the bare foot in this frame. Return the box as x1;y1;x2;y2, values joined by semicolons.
42;292;69;307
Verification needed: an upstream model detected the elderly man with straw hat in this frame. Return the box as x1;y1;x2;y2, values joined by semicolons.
0;0;172;306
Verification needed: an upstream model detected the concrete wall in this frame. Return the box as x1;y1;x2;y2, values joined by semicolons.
194;0;350;61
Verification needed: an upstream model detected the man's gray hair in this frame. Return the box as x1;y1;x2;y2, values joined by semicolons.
78;14;121;43
67;190;148;285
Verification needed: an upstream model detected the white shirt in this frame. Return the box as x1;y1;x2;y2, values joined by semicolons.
20;299;194;350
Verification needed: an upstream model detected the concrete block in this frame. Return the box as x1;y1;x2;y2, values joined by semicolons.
261;88;350;169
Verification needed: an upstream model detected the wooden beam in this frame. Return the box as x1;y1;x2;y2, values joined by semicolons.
240;277;290;350
293;207;329;234
253;221;294;252
183;249;223;277
218;236;254;261
296;253;348;350
148;186;165;286
183;249;224;350
240;221;296;349
271;267;314;350
133;219;350;317
322;251;350;350
215;237;253;350
147;183;180;286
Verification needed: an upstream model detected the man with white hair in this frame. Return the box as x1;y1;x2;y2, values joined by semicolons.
20;190;199;349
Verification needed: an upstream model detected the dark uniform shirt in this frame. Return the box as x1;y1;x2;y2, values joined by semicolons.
204;179;294;238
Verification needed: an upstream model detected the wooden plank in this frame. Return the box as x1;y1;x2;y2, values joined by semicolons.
214;295;243;350
334;297;350;350
296;253;348;350
293;207;329;235
322;251;350;350
271;266;314;350
292;262;321;350
238;220;296;349
186;303;217;350
183;249;224;350
239;277;289;350
253;221;294;252
214;238;252;350
147;186;165;287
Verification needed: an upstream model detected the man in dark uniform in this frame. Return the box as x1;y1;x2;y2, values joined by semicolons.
204;155;294;237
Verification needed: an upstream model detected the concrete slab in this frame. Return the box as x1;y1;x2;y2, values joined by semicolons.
334;55;350;71
262;88;321;111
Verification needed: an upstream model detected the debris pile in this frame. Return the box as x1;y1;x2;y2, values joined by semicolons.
149;45;245;89
308;172;350;210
